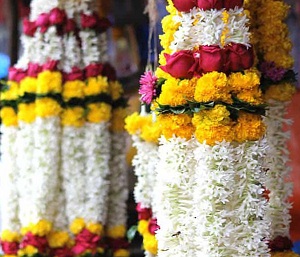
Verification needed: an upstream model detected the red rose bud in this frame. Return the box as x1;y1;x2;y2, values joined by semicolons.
223;0;244;9
102;63;117;81
224;43;254;72
81;13;99;29
198;45;224;73
136;203;152;220
269;236;293;251
1;241;19;255
43;60;59;71
8;67;27;82
49;8;66;25
172;0;197;12
85;63;103;78
197;0;223;10
21;232;48;253
75;229;101;244
27;63;42;77
160;50;195;79
148;218;160;235
23;17;37;37
64;67;84;81
36;13;50;33
64;19;77;33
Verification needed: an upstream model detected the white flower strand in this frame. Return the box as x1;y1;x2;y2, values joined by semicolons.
153;136;198;257
0;126;20;232
193;140;270;257
83;122;111;224
79;30;101;66
106;132;129;229
132;135;159;209
264;101;293;239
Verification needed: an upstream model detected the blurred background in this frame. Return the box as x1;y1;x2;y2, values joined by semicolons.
0;0;299;254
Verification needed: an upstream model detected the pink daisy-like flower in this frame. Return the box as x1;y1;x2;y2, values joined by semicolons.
139;71;158;105
260;61;286;82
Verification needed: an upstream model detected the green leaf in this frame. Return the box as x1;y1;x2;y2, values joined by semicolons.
127;225;138;242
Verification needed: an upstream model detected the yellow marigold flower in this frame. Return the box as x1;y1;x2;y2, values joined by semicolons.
143;233;158;255
166;0;177;14
1;107;18;126
192;105;231;126
234;112;266;142
264;83;296;102
157;113;195;140
31;220;52;237
125;112;152;135
113;249;130;257
4;254;18;257
37;71;62;94
86;222;103;236
236;88;264;105
1;230;20;243
158;78;196;107
271;251;300;257
70;218;85;235
141;121;162;144
19;77;37;96
110;108;127;133
35;98;61;117
62;80;85;101
61;107;85;127
107;225;126;239
110;81;124;101
18;103;36;123
228;71;260;92
194;72;231;103
84;76;109;96
18;245;38;256
86;103;112;123
48;231;70;248
1;81;19;100
155;67;172;80
137;220;149;236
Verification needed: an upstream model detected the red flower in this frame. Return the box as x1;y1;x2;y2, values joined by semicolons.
20;232;48;253
172;0;197;12
197;45;224;73
136;203;152;221
197;0;223;10
36;13;50;33
107;238;129;251
49;8;66;25
160;50;196;79
148;218;160;235
224;43;254;72
85;63;104;78
52;247;73;257
81;13;99;29
64;19;77;33
269;236;293;251
72;229;101;255
23;17;37;37
43;60;59;71
102;63;117;81
1;241;19;255
8;67;27;82
27;63;42;77
63;67;84;81
223;0;244;9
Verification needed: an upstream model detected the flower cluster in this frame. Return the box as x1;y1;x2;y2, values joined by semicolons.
106;226;130;257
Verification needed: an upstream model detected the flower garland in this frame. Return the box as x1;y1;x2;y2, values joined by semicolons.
245;0;298;255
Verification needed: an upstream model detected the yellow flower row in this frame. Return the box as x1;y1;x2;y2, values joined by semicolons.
70;217;103;236
137;220;158;255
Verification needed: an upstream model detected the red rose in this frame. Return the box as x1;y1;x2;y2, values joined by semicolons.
197;0;223;10
268;236;293;251
64;67;84;81
36;13;50;33
43;60;59;71
223;0;244;9
1;241;19;255
27;63;42;77
49;8;66;25
107;238;129;250
172;0;197;12
197;45;224;73
224;43;254;72
85;63;103;78
8;67;27;82
148;218;160;235
102;63;117;81
20;232;48;253
64;19;77;33
23;17;37;37
160;50;196;79
136;203;152;220
81;13;99;29
72;229;100;255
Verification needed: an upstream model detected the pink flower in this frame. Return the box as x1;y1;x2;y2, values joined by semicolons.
27;63;42;77
197;0;223;10
81;13;99;29
138;71;157;105
136;202;153;220
1;241;19;255
148;218;160;235
72;229;100;255
20;232;48;253
23;17;37;37
64;19;77;33
43;60;59;71
36;13;50;33
85;63;104;78
260;61;286;82
8;67;27;82
49;8;66;25
63;67;84;81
